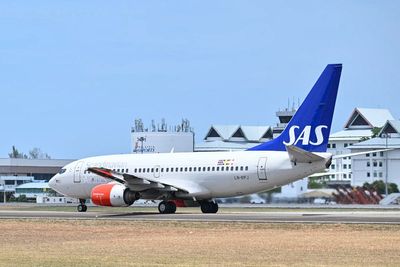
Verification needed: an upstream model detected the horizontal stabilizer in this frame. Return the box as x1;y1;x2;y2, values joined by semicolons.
286;145;325;163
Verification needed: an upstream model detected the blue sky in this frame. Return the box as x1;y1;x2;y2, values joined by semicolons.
1;1;399;159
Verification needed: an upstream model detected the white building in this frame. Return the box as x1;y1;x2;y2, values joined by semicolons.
131;119;194;153
328;108;394;182
349;120;400;187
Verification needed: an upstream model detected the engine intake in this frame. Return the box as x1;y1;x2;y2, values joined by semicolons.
91;183;139;207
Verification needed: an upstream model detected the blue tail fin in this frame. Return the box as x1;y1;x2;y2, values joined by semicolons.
248;64;342;152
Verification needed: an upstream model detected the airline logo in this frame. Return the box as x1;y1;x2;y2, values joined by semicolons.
282;125;328;146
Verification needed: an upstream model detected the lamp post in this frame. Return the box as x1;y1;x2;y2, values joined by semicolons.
383;133;391;196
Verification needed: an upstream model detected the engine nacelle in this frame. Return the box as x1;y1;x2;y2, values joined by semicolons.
91;183;139;207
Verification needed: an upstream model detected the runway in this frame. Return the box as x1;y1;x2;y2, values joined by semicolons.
0;209;399;224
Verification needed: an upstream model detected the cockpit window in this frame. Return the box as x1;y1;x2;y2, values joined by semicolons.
59;168;67;174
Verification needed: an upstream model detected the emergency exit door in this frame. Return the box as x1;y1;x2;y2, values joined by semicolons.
257;157;268;180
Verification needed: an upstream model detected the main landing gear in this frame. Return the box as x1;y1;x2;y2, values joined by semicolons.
77;199;87;212
158;201;177;214
200;201;218;213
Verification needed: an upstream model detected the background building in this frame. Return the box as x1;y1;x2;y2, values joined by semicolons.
0;158;72;202
350;120;400;187
327;108;394;183
131;118;194;154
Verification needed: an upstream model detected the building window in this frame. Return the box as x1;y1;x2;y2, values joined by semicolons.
367;172;370;177
373;162;377;167
372;152;377;157
327;143;331;148
343;174;347;179
367;162;370;167
380;151;384;157
331;164;335;170
343;164;347;169
349;164;351;169
332;144;336;149
379;172;383;178
366;153;370;157
373;172;377;178
379;162;383;167
344;143;348;148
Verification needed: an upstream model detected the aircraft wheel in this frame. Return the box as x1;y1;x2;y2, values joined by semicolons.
200;201;218;213
158;201;176;214
78;199;87;212
77;204;87;212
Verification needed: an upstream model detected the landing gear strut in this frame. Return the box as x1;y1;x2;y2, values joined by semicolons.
77;199;87;212
200;201;218;213
158;201;177;214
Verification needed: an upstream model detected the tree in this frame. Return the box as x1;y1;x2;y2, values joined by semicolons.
28;148;51;159
363;180;399;194
8;146;27;159
371;127;382;138
8;146;51;159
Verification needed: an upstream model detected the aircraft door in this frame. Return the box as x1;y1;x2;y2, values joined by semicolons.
154;165;160;178
74;161;84;183
257;157;268;181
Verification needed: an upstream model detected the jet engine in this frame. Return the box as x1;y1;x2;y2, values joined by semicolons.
91;183;139;207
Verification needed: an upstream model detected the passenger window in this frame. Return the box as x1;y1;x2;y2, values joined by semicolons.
245;166;249;171
143;169;146;173
212;167;215;171
216;167;219;171
155;168;159;172
151;168;154;173
207;167;210;171
171;168;174;173
231;166;234;171
198;167;201;171
161;168;164;172
117;169;120;172
138;168;142;173
226;167;229;171
147;168;150;172
240;166;243;171
180;167;183;172
194;167;197;171
184;167;188;172
203;167;206;171
121;169;124;173
134;168;137;173
235;166;238;171
221;167;224;171
166;168;169;172
126;169;128;173
189;167;192;172
176;167;179;172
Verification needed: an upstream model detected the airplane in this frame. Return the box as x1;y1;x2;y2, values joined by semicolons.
49;64;343;214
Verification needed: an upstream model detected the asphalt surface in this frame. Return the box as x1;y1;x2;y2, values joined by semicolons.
0;209;399;224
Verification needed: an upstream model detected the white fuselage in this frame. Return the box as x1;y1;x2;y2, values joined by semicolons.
50;150;330;200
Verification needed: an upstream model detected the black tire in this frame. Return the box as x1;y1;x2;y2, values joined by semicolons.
158;201;167;214
82;205;88;212
200;201;218;213
77;204;84;212
166;201;177;214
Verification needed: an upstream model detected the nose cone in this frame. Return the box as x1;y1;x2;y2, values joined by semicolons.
48;175;57;190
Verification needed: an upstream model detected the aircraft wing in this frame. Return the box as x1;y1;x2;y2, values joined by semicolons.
332;148;393;160
87;167;208;196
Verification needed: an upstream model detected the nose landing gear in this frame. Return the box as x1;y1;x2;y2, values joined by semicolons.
77;199;87;212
